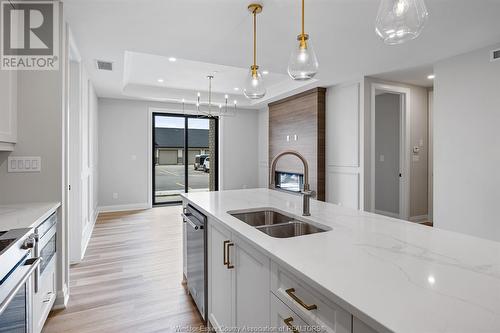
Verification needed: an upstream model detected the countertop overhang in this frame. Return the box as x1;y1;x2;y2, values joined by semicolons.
181;188;500;333
0;202;61;230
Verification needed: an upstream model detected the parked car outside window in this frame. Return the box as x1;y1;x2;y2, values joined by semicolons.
203;157;210;173
194;154;208;170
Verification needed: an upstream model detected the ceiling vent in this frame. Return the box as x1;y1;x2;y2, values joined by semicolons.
96;60;113;71
491;49;500;62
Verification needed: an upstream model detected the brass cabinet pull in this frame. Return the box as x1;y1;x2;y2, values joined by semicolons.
223;240;230;266
285;288;317;311
283;317;298;333
226;242;234;269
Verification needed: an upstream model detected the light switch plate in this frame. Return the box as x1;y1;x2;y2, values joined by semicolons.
8;157;41;173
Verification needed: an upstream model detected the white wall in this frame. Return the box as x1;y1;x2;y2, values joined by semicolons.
98;98;259;209
434;43;500;242
257;106;269;188
219;109;259;190
325;82;364;210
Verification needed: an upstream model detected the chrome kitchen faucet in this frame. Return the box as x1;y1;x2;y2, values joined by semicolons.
269;150;315;216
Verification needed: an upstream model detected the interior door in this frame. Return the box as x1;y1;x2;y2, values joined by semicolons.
68;61;83;263
374;92;401;218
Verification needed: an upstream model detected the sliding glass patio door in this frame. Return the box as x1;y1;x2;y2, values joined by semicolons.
152;113;218;205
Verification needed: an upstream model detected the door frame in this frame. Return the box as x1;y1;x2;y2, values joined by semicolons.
370;83;411;220
428;89;433;221
148;108;218;207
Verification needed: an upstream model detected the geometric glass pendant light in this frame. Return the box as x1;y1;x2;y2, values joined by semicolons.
287;0;319;80
375;0;429;45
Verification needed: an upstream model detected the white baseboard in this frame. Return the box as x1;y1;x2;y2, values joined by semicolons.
374;209;400;219
409;215;429;223
80;209;98;259
98;202;150;213
52;284;69;310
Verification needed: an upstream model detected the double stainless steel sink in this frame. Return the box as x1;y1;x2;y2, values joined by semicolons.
229;209;329;238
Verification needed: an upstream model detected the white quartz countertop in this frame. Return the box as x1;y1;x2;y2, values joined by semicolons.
0;202;61;230
181;189;500;333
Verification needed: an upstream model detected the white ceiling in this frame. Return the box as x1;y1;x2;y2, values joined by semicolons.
121;51;313;107
64;0;500;108
372;64;435;88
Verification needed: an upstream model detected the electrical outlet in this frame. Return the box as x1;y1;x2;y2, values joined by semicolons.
8;157;41;173
112;192;119;199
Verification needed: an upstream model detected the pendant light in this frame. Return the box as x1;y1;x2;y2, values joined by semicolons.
244;4;266;100
375;0;429;45
287;0;319;81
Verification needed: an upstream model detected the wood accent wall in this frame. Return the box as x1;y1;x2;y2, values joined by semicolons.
268;87;326;201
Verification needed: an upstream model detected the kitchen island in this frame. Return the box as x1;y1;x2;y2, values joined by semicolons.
182;188;500;333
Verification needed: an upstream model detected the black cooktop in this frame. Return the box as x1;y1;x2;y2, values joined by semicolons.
0;231;15;253
0;238;15;253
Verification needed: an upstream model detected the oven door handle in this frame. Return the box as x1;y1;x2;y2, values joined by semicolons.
181;213;203;230
0;257;41;316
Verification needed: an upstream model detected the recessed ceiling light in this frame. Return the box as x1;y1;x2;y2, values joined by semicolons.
157;78;164;83
233;87;240;91
427;74;435;80
168;57;177;62
262;70;269;75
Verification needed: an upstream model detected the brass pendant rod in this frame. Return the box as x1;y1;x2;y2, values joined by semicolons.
253;8;257;68
301;0;305;38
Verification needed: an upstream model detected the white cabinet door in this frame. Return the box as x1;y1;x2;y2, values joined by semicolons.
209;221;233;331
233;235;270;329
0;70;17;146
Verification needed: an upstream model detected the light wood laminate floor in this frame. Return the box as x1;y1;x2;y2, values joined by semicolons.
43;206;204;333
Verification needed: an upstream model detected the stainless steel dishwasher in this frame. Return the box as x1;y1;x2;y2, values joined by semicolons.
182;204;207;322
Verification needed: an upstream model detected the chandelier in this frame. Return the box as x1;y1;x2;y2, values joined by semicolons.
195;75;237;117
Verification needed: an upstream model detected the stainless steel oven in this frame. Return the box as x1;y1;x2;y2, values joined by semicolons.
182;205;207;322
34;213;57;294
0;229;41;333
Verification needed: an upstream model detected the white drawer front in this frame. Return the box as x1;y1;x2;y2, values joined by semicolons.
271;294;315;333
271;263;351;333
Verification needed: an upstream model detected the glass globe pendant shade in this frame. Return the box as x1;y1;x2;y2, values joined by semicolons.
375;0;429;45
288;34;319;81
243;65;266;99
